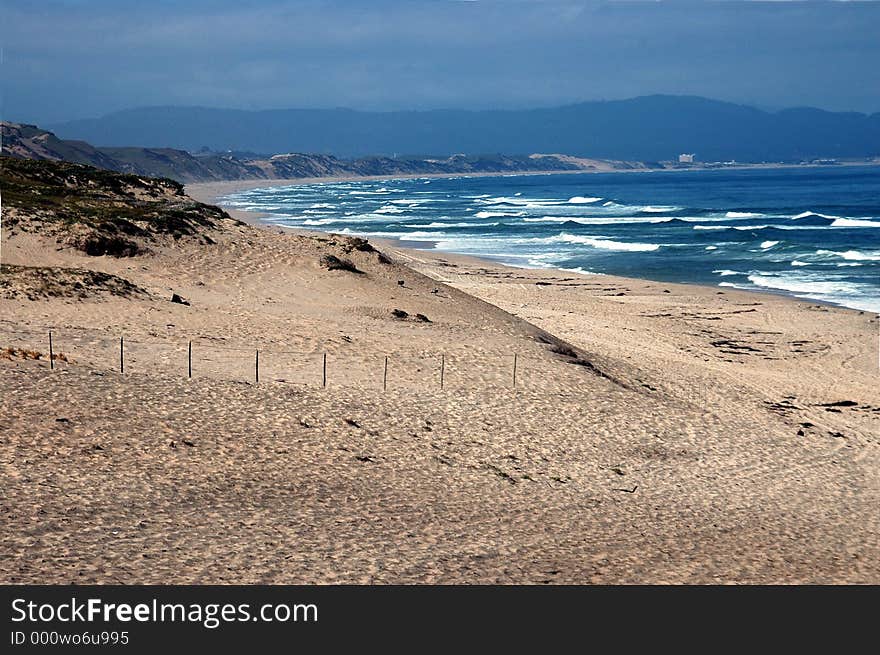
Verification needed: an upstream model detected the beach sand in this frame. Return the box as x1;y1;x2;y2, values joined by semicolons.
1;182;878;584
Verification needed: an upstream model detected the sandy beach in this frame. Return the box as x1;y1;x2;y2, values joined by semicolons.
1;178;878;584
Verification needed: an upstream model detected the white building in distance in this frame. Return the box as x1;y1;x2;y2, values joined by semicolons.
678;153;695;163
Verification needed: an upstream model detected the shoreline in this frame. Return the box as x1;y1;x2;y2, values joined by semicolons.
5;168;879;583
188;178;876;317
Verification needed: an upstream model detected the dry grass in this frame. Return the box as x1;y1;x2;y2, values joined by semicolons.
0;347;71;363
0;264;147;301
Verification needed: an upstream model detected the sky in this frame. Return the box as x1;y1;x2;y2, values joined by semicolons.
3;0;879;125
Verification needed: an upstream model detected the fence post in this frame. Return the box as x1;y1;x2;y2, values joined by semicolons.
48;331;54;370
512;353;517;388
188;341;192;379
440;354;445;390
255;349;260;383
120;336;124;374
383;356;388;391
322;353;327;388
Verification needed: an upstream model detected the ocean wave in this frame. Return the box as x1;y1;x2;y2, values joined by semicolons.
568;196;603;204
475;210;524;219
748;274;858;295
791;211;841;220
725;211;764;218
374;205;407;214
309;203;335;209
548;233;661;252
638;206;680;214
760;240;779;249
558;266;598;276
816;249;880;261
830;218;880;228
705;246;718;250
302;218;342;225
694;224;818;232
713;269;743;276
397;231;447;241
479;196;566;208
406;222;499;228
791;260;811;266
525;258;559;269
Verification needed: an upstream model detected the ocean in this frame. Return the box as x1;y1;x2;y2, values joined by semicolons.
221;165;880;313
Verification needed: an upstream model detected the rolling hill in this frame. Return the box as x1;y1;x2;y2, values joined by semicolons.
47;95;880;162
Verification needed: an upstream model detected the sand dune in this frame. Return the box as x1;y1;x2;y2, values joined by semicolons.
1;188;878;583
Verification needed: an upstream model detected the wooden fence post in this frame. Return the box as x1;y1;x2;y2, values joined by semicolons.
48;331;54;370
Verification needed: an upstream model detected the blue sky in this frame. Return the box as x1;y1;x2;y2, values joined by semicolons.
3;1;879;124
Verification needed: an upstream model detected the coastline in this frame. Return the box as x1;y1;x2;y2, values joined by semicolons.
4;172;878;583
187;176;877;317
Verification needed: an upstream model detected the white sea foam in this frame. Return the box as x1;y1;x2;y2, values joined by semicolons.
791;211;840;220
791;260;811;266
693;225;727;230
475;210;524;219
374;205;406;214
639;206;679;213
558;266;598;276
525;258;558;269
309;203;335;209
348;189;392;196
725;211;764;219
745;274;880;313
302;218;341;225
760;240;779;249
816;249;880;261
713;269;742;276
406;222;498;228
830;218;880;228
568;196;603;204
705;246;718;250
397;231;448;240
749;275;855;295
479;196;566;209
547;233;661;252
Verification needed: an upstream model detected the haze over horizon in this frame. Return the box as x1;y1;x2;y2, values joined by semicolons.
3;0;880;126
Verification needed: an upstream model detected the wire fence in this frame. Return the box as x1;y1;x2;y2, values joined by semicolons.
0;322;574;392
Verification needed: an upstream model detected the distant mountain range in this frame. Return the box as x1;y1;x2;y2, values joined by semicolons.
4;122;653;183
46;95;880;162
